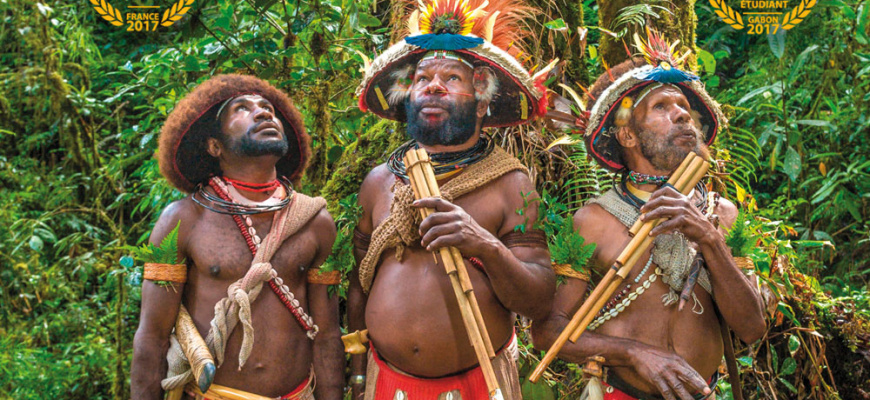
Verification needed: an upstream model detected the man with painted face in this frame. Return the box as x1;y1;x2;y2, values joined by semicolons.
131;74;343;400
532;32;766;400
348;0;556;399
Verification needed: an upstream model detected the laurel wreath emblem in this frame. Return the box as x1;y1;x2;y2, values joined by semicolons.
89;0;124;27
161;0;195;27
89;0;195;29
708;0;817;31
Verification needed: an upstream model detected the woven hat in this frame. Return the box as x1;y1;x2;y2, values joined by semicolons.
356;0;554;128
583;28;727;172
158;74;311;193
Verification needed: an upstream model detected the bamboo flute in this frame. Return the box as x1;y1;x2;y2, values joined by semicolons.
529;152;709;382
403;148;503;400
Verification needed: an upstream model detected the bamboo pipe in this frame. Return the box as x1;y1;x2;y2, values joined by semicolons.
407;149;497;360
529;153;707;382
404;149;503;400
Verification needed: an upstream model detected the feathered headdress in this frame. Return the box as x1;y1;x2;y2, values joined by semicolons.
549;28;725;171
356;0;554;127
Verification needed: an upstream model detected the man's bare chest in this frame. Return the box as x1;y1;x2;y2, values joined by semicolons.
185;212;318;283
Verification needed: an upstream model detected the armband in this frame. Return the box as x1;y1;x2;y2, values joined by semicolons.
143;263;187;283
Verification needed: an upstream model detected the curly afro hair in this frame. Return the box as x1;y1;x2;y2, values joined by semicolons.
158;74;311;193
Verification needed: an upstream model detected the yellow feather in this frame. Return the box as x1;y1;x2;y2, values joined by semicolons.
407;10;420;35
468;0;489;22
546;135;581;151
531;58;559;82
483;10;499;42
557;83;586;112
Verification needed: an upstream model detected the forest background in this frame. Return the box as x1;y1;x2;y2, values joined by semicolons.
1;0;869;398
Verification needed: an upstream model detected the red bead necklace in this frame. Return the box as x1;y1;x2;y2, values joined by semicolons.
223;177;281;193
208;178;315;333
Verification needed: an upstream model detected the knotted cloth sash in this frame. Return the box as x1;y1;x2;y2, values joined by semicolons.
358;146;528;294
587;189;712;308
162;193;327;391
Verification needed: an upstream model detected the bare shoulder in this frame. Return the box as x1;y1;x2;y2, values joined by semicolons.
308;207;337;251
150;196;201;248
715;196;739;231
572;201;625;241
357;163;393;233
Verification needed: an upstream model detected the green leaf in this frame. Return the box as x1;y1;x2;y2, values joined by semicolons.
767;28;786;59
783;146;801;182
357;13;381;28
779;377;798;393
29;236;43;252
120;256;134;268
521;379;555;400
780;357;797;376
788;334;800;356
698;49;716;74
737;356;753;367
544;18;567;30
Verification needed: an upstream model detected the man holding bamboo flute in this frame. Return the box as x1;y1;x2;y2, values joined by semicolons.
347;0;556;398
531;29;766;400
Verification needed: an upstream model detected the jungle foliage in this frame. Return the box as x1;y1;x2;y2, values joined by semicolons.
0;0;868;398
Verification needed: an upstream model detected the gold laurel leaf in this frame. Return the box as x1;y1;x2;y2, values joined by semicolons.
160;0;193;27
782;0;816;30
709;0;744;30
90;0;123;25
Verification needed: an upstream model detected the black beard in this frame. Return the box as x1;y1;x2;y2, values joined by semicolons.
404;96;479;146
223;123;289;158
637;123;703;171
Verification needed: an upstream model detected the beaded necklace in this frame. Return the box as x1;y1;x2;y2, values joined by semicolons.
223;177;281;193
628;170;670;185
192;177;293;215
207;176;318;337
387;135;495;180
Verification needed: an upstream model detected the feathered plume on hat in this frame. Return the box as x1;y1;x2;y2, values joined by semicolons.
356;0;556;128
547;27;726;171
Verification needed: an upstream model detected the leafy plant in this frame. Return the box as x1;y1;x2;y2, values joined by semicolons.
124;222;184;288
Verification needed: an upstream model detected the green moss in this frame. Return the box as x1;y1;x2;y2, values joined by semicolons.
320;119;405;215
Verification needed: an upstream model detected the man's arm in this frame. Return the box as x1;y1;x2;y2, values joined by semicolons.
131;201;190;400
416;171;555;320
641;188;766;343
307;209;343;400
347;167;383;400
531;278;713;400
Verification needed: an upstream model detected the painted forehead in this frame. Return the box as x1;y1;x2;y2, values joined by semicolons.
637;85;689;107
415;58;473;74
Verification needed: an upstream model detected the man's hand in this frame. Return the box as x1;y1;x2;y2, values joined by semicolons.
630;345;713;400
414;197;500;258
640;186;717;245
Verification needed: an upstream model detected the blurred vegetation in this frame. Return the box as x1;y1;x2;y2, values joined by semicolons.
0;0;867;398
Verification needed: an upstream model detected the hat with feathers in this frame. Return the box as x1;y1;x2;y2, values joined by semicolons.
356;0;555;127
581;28;726;172
158;74;311;193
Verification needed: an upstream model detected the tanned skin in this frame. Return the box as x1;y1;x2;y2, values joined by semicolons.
131;95;343;400
532;86;766;400
348;59;556;399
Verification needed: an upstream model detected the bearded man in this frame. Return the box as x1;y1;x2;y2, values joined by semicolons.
346;0;556;398
532;32;767;400
131;74;343;400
